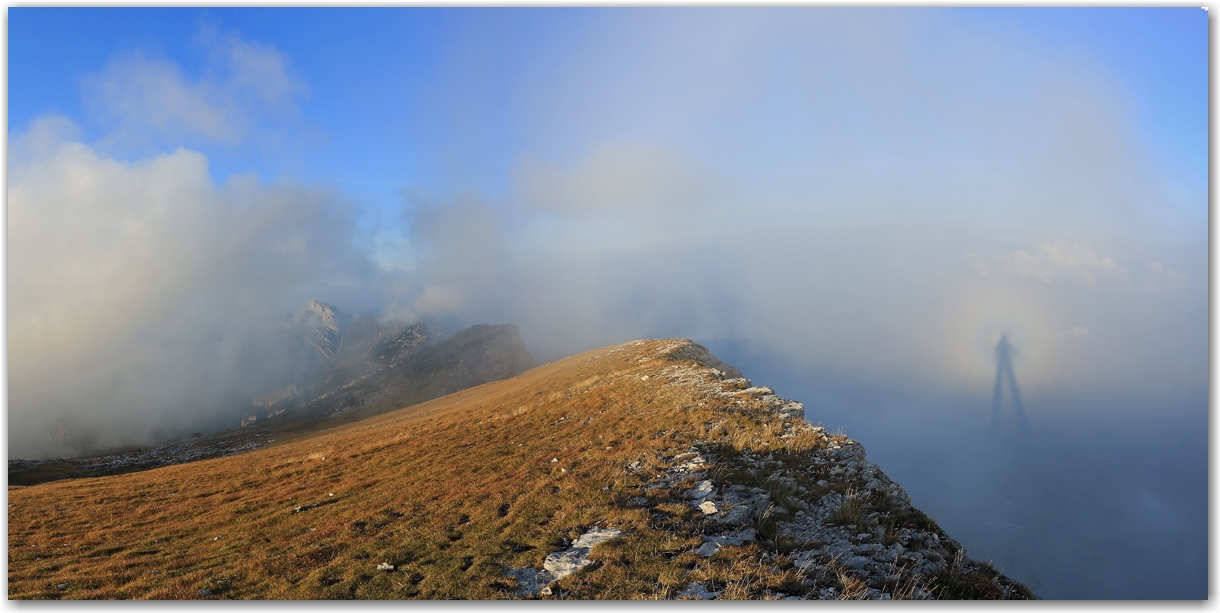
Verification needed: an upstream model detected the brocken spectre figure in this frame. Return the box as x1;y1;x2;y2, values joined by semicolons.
992;333;1032;438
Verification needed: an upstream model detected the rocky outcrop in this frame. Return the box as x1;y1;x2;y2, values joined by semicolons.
503;339;1033;600
639;340;1030;599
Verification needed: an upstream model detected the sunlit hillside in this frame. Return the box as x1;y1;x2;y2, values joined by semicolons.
8;339;1031;600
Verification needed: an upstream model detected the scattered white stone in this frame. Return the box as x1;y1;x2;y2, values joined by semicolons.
511;340;1004;601
572;526;622;550
56;583;66;590
701;528;757;550
377;562;395;572
551;458;559;463
505;568;551;597
510;527;624;596
676;582;721;599
690;480;715;499
543;548;588;576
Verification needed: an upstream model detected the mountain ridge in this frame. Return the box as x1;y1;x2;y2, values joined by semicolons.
256;319;536;426
7;338;1032;600
9;309;537;483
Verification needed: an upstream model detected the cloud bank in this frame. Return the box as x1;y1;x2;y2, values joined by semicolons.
8;117;383;457
390;10;1204;406
8;13;1205;463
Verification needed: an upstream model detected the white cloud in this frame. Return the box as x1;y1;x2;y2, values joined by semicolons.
998;241;1128;286
1139;260;1192;293
199;26;303;106
80;29;305;148
1149;261;1188;281
7;119;375;458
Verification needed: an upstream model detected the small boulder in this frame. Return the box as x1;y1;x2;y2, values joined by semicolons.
572;526;623;549
676;582;721;600
846;555;872;570
690;480;715;499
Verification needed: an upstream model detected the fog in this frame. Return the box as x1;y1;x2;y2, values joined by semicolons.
8;117;392;457
8;9;1205;598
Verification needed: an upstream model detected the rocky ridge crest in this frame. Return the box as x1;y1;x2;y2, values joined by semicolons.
508;339;1033;600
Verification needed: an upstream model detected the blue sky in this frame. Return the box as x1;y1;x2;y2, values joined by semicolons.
12;8;595;199
10;8;1207;207
955;8;1206;186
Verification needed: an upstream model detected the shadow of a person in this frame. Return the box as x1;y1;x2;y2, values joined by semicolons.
992;333;1032;438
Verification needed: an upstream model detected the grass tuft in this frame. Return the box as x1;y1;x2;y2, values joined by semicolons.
828;490;865;527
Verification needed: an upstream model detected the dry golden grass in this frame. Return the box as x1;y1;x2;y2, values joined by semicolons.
8;340;814;599
9;339;1032;600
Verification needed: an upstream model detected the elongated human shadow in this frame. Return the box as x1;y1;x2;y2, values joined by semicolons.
992;333;1032;438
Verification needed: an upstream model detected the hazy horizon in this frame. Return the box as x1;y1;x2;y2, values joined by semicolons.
7;7;1208;599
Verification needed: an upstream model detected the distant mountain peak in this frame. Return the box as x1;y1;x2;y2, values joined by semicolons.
290;300;351;361
297;300;348;332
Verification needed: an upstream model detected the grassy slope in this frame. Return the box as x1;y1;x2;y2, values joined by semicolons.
8;339;1032;600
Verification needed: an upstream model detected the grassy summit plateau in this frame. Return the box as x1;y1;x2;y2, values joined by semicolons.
8;339;1033;600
